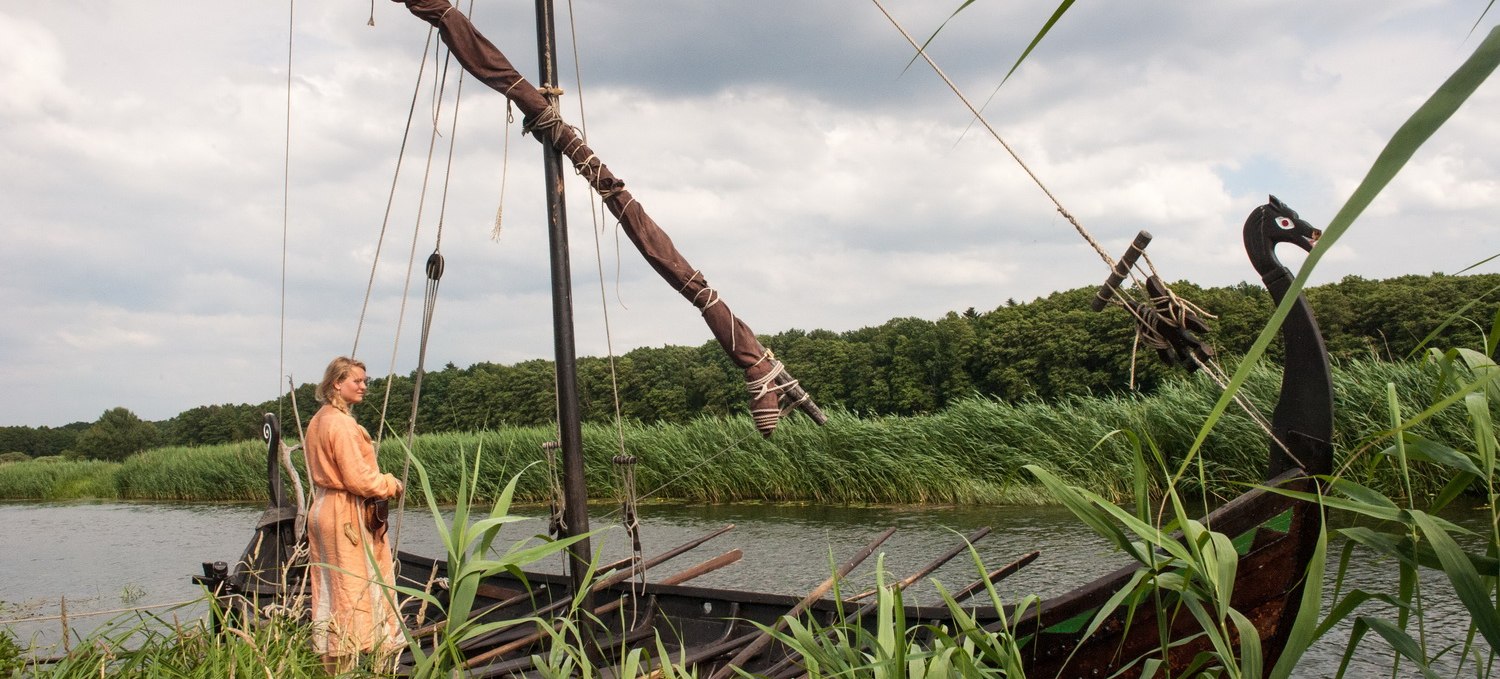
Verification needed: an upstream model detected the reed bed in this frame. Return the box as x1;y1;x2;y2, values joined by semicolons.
7;601;327;678
0;458;116;500
0;359;1485;505
114;441;268;501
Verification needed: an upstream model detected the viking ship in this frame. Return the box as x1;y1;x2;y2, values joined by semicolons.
195;1;1333;675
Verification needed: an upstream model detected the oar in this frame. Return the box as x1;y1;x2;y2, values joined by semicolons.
706;527;898;679
949;550;1040;604
426;524;737;644
848;526;992;600
457;524;738;652
463;549;745;669
758;527;994;679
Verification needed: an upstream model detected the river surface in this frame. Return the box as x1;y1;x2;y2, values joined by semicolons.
0;499;1488;676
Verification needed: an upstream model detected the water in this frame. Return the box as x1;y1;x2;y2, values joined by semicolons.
0;499;1489;676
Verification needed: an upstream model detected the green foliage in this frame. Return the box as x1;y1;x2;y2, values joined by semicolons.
16;602;326;679
0;628;22;676
163;403;265;446
0;452;30;465
114;441;268;502
0;422;86;458
395;445;593;677
71;408;160;462
0;457;116;499
8;273;1489;453
2;358;1485;505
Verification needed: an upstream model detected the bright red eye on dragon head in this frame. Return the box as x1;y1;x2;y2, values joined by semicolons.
1276;217;1293;229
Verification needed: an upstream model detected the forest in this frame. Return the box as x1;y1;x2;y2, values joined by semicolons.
2;271;1496;460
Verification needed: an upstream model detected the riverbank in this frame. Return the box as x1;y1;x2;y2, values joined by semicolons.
0;358;1474;505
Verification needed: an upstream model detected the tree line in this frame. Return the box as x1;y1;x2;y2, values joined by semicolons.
3;272;1495;461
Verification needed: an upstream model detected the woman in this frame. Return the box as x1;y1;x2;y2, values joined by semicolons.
305;356;404;672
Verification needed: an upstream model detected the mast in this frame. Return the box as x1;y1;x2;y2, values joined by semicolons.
533;0;594;607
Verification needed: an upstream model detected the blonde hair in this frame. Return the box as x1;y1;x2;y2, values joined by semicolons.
316;356;367;410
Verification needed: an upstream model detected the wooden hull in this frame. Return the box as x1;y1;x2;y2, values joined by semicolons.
192;466;1316;676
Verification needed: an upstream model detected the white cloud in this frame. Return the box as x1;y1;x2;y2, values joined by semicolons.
2;1;1497;426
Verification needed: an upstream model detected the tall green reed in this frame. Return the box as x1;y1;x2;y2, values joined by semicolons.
0;358;1485;506
391;440;592;678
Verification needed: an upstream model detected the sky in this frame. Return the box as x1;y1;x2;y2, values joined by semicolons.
1;1;1497;428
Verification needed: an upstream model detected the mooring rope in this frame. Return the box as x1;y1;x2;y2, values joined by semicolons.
869;0;1306;466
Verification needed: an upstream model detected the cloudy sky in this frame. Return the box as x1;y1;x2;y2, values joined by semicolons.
2;1;1496;427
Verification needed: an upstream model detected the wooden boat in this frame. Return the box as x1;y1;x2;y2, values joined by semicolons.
194;0;1334;673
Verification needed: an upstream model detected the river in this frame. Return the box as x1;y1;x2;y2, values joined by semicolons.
0;499;1488;676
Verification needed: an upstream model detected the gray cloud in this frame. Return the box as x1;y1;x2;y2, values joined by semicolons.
2;1;1497;426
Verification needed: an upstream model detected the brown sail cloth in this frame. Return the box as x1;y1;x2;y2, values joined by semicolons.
393;0;823;436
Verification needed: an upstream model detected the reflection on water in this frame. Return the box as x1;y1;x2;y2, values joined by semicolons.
0;499;1490;676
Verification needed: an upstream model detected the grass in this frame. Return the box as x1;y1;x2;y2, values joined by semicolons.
0;358;1488;506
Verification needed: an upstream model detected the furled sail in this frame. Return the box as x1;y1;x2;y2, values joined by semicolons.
393;0;823;436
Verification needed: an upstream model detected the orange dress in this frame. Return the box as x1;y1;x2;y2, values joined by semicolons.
305;405;403;659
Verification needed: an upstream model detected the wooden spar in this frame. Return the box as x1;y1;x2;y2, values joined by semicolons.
589;524;737;591
849;526;992;600
463;549;746;670
1090;230;1153;312
452;524;738;651
391;0;826;437
707;527;898;679
758;527;996;679
949;550;1040;604
658;548;745;586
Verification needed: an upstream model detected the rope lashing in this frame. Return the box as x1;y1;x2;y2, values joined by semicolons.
612;453;643;577
744;351;812;437
542;441;566;539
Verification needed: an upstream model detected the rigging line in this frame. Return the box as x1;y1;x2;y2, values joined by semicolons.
491;102;514;240
279;0;294;426
563;0;638;572
595;395;809;519
394;0;471;554
869;0;1116;270
393;259;444;556
374;37;458;447
353;27;437;357
563;0;629;460
876;0;1298;475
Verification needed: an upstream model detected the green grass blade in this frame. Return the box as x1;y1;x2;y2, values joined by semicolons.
1409;510;1500;651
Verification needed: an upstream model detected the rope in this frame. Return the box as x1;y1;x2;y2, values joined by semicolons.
543;441;566;539
392;251;444;556
870;0;1117;272
558;0;646;565
387;0;470;554
278;0;294;426
868;1;1302;469
372;34;457;447
0;599;202;626
490;101;514;241
353;28;436;357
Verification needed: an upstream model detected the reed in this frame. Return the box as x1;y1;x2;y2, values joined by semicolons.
0;359;1487;505
10;601;326;678
0;458;116;500
114;441;268;502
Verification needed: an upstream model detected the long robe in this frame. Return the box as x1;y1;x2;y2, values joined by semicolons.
305;404;403;659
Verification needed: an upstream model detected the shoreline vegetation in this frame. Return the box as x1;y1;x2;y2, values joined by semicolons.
0;356;1479;506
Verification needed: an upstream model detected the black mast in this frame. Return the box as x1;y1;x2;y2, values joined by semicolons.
533;0;594;608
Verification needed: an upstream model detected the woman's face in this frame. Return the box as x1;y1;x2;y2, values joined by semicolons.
335;366;368;406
